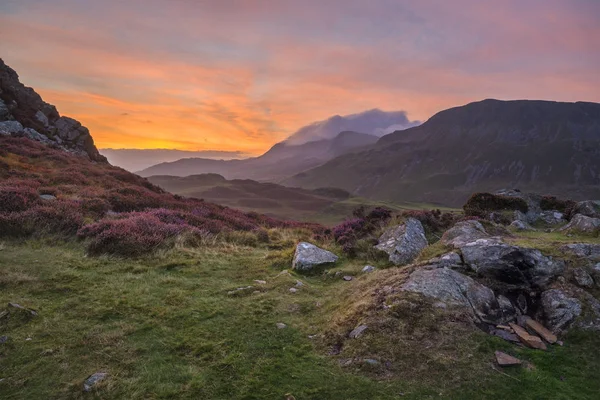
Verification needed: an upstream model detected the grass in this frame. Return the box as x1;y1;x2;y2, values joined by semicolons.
1;240;600;399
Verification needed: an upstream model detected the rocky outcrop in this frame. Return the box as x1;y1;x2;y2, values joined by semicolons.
440;220;490;248
560;214;600;235
540;289;582;333
0;58;106;162
292;242;338;272
573;201;600;219
460;239;565;290
374;218;428;265
560;243;600;261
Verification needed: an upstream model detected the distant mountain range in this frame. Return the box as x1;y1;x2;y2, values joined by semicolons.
138;131;379;181
284;99;600;206
100;149;249;172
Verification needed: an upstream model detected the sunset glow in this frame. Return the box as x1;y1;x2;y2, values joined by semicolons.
1;0;598;154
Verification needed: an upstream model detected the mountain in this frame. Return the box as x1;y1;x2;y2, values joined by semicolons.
284;99;600;206
137;130;379;180
285;108;421;145
0;59;105;162
99;148;249;172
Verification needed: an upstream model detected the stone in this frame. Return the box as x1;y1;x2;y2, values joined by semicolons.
276;323;287;329
0;120;23;135
495;351;522;366
8;302;38;316
343;276;353;281
363;358;380;365
295;280;304;287
560;243;600;261
39;194;57;201
289;288;298;293
572;200;600;219
362;265;376;273
538;211;566;226
510;323;547;350
460;240;565;289
523;318;557;344
349;324;368;339
83;372;107;392
441;220;490;248
573;268;594;288
0;335;7;344
375;218;428;265
540;289;582;333
560;214;600;235
292;242;338;272
510;220;533;231
401;267;516;324
495;189;543;222
0;98;11;120
254;280;267;285
35;110;48;126
491;329;520;343
226;286;254;295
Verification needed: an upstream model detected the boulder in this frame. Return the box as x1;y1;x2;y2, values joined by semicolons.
362;265;376;273
573;201;600;219
0;120;24;135
495;189;542;222
572;268;594;288
538;211;566;226
540;289;582;333
348;324;368;339
510;219;533;231
374;218;428;265
440;220;490;248
83;372;107;392
495;351;522;366
560;214;600;235
292;242;338;272
400;267;516;324
560;243;600;261
424;252;464;268
460;240;565;289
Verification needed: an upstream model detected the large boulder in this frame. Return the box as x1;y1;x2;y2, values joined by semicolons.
572;201;600;219
560;214;600;235
559;243;600;261
292;242;338;272
401;266;516;324
540;289;581;333
538;211;566;226
460;240;565;289
440;220;490;248
495;189;542;223
375;218;428;265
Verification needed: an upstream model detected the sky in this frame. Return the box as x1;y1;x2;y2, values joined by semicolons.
1;0;599;154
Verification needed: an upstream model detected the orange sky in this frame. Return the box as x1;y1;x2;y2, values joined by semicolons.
1;0;598;155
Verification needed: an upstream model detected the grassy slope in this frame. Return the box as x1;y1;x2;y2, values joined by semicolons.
1;240;600;399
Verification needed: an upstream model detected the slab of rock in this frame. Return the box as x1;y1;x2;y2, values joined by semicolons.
572;200;600;219
560;214;600;235
349;324;368;339
441;220;490;248
460;240;565;289
83;372;107;392
491;329;520;343
39;194;57;201
510;323;547;350
573;268;594;288
292;242;338;272
540;289;582;333
343;276;353;281
375;218;428;265
560;243;600;261
523;318;557;344
362;265;376;273
495;351;522;366
401;267;516;324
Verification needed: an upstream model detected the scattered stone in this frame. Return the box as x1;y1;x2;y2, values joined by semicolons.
39;194;57;201
362;265;376;273
560;243;600;260
83;372;107;392
523;317;557;344
227;286;254;295
348;324;368;339
289;288;298;294
363;358;380;365
560;214;600;235
491;329;520;343
510;323;547;350
573;268;594;288
495;351;522;366
441;220;490;248
25;337;32;341
572;200;600;219
538;211;566;226
0;310;8;319
510;220;533;231
375;218;428;265
295;280;304;287
276;323;287;329
8;302;38;316
540;289;582;333
254;280;267;285
292;242;338;272
557;340;564;346
343;276;353;281
0;336;7;344
308;334;318;340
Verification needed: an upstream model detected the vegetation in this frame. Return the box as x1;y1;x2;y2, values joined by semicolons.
464;192;529;219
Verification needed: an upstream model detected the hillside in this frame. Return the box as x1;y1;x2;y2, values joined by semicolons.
284;99;600;206
138;131;378;181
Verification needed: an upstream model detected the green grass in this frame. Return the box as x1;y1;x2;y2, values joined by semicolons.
1;240;600;399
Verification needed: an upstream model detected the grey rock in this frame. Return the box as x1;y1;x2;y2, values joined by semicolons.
0;120;23;135
362;265;376;273
491;329;520;343
401;267;516;324
83;372;107;392
538;210;566;225
540;289;582;333
495;189;542;223
560;243;600;261
349;324;368;339
363;358;380;365
35;110;48;126
254;280;267;285
375;218;428;265
573;200;600;219
592;263;600;282
23;127;51;143
513;210;528;222
460;240;565;289
441;220;490;248
560;214;600;235
39;194;57;201
0;335;7;344
573;268;594;288
343;275;353;281
276;322;287;329
510;220;533;231
292;242;338;271
0;98;11;120
289;287;298;293
55;116;87;141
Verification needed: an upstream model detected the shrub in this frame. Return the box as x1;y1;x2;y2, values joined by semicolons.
0;185;40;212
463;192;528;218
80;198;111;217
333;206;392;256
0;200;83;237
402;209;458;236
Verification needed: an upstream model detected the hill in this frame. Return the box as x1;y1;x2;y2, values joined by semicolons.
284;99;600;206
137;130;378;181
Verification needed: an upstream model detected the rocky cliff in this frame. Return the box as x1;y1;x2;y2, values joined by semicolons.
0;59;106;162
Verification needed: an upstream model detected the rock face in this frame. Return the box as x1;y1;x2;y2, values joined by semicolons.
0;58;106;162
292;242;338;272
560;214;600;235
441;220;490;248
540;289;582;333
375;218;428;265
460;240;565;289
573;201;600;219
401;266;516;324
573;268;594;288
